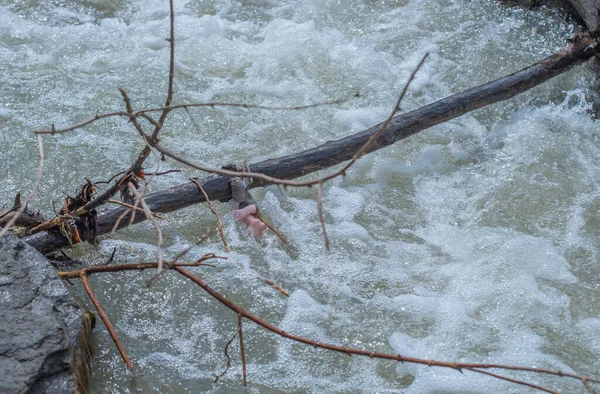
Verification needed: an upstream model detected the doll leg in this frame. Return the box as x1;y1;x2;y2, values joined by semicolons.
234;204;257;221
234;204;266;238
246;216;267;238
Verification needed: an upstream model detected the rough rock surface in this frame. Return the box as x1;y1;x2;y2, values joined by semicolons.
510;0;600;30
569;0;600;30
0;233;81;393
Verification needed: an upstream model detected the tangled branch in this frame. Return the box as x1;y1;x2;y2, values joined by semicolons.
57;262;599;393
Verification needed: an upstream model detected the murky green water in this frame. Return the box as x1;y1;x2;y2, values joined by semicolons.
1;0;599;392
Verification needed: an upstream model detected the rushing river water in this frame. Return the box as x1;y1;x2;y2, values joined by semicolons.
2;0;600;392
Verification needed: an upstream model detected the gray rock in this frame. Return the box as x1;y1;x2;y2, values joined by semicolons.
507;0;600;30
569;0;600;30
0;233;81;394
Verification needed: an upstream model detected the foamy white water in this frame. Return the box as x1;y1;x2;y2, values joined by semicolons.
1;0;599;392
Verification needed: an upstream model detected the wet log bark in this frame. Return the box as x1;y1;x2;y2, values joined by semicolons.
23;31;600;254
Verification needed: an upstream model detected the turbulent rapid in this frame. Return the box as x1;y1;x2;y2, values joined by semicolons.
1;0;599;392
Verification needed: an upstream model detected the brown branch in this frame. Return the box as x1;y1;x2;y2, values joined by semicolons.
119;88;147;140
130;0;175;173
57;253;225;279
57;255;598;391
34;111;132;135
583;378;597;394
174;267;600;392
465;368;558;394
189;178;230;252
81;272;133;371
264;279;290;297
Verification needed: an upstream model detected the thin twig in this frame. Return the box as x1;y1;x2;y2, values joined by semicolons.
107;199;164;219
316;181;329;251
96;170;127;185
34;111;132;135
146;169;181;176
238;313;247;386
106;247;117;265
34;99;355;135
81;272;133;371
189;178;230;252
264;279;290;297
170;243;215;264
57;253;225;279
149;54;429;190
128;135;162;228
126;183;164;284
583;378;597;394
465;368;558;394
111;209;131;234
254;211;289;245
136;97;353;116
214;326;240;383
130;0;176;172
119;88;147;140
0;134;44;238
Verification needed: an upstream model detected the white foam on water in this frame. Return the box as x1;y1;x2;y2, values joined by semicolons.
1;0;599;392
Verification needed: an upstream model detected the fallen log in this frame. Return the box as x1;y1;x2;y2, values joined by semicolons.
22;31;600;254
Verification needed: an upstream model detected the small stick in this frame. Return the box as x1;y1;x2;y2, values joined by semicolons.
81;273;133;371
264;279;290;297
254;212;289;245
238;313;247;386
189;178;230;252
107;199;164;219
466;368;557;394
582;378;597;394
111;209;131;233
126;183;164;285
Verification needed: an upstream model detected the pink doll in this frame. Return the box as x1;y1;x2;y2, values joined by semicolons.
230;178;266;238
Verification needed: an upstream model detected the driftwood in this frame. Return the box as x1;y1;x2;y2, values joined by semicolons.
23;31;599;254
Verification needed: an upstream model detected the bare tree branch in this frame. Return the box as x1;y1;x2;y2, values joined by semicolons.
22;30;600;253
58;259;600;392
